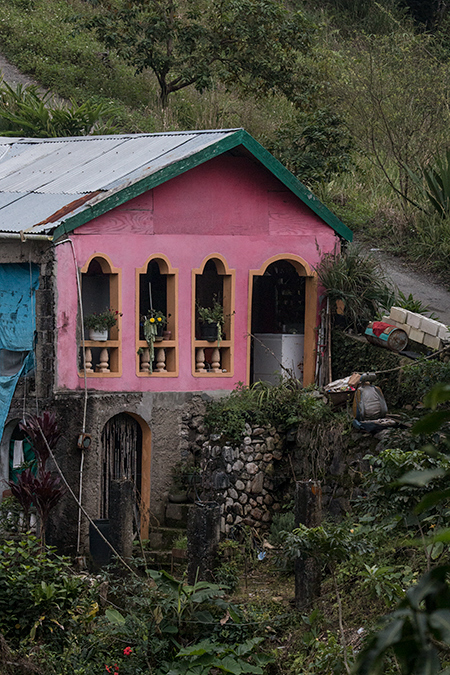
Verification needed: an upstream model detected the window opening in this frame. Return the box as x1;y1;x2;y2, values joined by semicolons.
9;423;36;483
139;260;168;341
193;256;234;376
79;255;121;377
136;256;177;376
81;259;110;328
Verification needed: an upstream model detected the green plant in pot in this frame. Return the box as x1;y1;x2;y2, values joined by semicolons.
84;308;121;341
197;296;225;344
169;460;201;503
142;309;167;372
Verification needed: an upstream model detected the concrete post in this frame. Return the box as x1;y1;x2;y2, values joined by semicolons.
294;480;322;609
187;501;220;584
109;479;134;561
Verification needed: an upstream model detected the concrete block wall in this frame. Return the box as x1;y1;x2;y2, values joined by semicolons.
382;307;450;350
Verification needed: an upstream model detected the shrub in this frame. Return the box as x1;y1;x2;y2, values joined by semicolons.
0;535;94;648
316;245;395;332
398;358;450;406
204;381;331;443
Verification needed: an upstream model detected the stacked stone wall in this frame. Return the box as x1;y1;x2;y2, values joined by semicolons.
200;423;291;535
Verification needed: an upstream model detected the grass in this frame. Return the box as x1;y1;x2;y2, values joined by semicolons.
1;0;450;279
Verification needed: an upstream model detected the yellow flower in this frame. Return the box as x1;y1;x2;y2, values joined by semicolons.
157;317;162;322
150;317;155;323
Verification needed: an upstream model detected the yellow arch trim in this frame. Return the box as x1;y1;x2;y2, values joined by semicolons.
252;253;313;278
194;253;230;276
80;252;120;275
136;253;178;277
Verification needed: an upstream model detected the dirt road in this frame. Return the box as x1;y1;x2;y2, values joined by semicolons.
0;53;39;88
357;241;450;326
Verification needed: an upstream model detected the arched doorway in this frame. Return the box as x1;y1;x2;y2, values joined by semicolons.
248;255;317;386
100;413;151;538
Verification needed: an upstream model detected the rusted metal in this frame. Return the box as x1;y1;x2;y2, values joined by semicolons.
29;192;102;228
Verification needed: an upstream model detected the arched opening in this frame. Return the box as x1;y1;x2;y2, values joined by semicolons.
0;419;36;494
192;255;235;376
100;413;151;538
80;254;121;376
139;259;168;340
82;258;111;324
195;259;224;331
249;255;317;386
136;255;178;376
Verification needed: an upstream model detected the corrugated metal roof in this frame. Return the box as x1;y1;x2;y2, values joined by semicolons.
0;128;353;241
0;130;239;235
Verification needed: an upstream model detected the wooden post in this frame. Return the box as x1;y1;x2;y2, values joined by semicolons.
109;479;134;561
187;501;220;583
294;480;322;609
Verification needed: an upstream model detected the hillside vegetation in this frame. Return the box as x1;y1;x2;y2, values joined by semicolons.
1;0;450;277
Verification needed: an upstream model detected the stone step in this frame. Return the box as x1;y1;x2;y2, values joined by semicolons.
137;549;187;574
165;501;195;528
147;525;187;550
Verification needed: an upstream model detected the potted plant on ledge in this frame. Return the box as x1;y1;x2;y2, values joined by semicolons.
197;297;225;344
84;308;121;341
142;309;168;372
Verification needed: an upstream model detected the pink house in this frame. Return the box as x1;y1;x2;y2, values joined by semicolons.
0;129;351;550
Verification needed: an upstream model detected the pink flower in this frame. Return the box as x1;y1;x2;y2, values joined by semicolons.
123;646;133;656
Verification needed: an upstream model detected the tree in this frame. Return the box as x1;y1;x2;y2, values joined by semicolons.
86;0;317;108
335;33;450;211
267;107;354;185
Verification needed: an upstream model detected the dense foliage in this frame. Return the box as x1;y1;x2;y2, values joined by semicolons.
0;81;117;136
0;536;95;648
204;380;332;442
85;0;317;108
315;245;395;332
2;0;450;282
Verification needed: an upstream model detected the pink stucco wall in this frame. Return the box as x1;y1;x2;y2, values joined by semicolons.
56;155;339;392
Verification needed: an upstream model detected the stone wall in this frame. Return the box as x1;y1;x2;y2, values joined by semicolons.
184;408;380;537
200;424;291;535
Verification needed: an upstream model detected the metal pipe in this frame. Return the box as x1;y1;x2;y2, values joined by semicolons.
0;232;53;241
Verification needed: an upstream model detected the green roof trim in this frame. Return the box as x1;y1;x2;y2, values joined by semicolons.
52;129;352;241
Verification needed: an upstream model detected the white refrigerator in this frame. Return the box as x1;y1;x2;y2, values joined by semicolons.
253;333;304;385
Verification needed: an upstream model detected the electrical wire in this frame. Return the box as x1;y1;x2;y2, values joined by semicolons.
35;417;136;576
374;343;450;375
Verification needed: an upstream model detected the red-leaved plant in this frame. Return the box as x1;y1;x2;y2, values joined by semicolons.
8;411;64;547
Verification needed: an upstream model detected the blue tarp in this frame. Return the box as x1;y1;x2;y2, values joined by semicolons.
0;263;39;440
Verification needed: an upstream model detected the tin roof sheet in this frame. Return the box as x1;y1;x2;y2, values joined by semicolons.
0;130;237;234
0;129;352;241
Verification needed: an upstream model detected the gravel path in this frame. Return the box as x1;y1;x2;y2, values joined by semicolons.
0;53;40;89
356;239;450;326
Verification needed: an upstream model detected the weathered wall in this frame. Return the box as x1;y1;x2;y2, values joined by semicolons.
43;390;213;554
55;154;338;392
